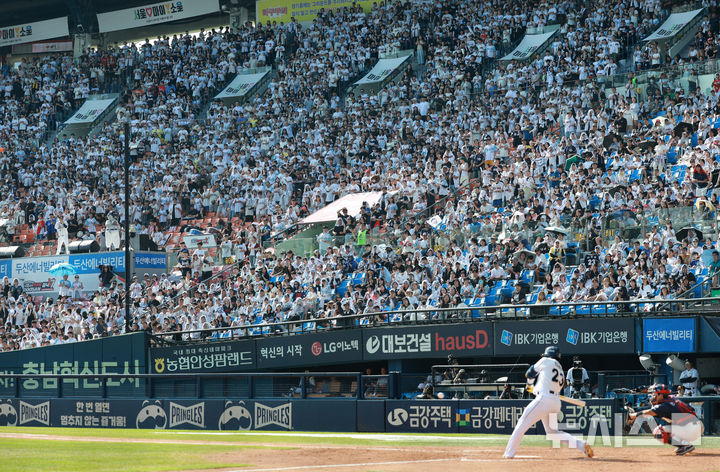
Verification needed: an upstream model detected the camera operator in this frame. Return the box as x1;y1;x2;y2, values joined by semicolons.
567;356;590;398
499;383;519;399
442;354;459;382
453;368;468;384
416;384;439;399
478;369;488;384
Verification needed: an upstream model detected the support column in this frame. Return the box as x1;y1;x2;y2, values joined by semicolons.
230;7;249;31
73;33;92;62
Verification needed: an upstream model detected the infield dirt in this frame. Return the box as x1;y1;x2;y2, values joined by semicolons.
1;432;719;472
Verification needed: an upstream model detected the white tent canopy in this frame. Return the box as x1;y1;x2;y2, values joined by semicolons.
353;54;411;86
300;192;386;225
64;97;116;124
501;30;555;61
215;69;270;100
644;8;703;42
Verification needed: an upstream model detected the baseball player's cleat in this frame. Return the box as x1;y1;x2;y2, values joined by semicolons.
675;445;695;456
503;454;514;459
584;444;594;458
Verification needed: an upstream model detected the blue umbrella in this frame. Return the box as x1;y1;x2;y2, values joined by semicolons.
49;262;77;277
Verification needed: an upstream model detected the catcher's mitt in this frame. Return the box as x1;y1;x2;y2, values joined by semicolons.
623;405;636;433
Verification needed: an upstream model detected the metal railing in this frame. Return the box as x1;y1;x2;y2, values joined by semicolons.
429;363;531;398
0;372;370;400
150;297;720;345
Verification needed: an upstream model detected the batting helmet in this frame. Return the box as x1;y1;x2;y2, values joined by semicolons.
648;383;671;405
542;346;561;360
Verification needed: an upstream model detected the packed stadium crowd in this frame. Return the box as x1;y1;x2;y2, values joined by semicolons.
5;0;720;350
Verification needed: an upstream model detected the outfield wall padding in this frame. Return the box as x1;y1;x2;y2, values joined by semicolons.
0;398;620;435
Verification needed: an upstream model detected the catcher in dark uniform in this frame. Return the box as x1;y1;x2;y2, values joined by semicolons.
626;384;703;455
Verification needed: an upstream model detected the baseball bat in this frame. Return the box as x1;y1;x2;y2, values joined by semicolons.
559;395;586;407
526;385;587;407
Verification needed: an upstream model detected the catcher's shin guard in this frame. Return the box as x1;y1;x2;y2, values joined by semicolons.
653;425;671;445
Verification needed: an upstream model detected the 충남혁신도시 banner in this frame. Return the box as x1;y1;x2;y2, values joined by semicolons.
0;333;147;398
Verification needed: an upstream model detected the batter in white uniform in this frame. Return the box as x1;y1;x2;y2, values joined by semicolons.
503;346;594;459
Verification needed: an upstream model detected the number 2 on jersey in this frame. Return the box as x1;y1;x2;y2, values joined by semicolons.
551;368;564;387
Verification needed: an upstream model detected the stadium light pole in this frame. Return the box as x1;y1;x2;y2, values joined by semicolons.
124;121;131;333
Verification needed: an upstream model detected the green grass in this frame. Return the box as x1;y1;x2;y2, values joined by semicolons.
1;427;720;472
0;438;251;472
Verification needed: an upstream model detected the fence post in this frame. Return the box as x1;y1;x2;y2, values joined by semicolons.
597;373;606;398
388;371;400;400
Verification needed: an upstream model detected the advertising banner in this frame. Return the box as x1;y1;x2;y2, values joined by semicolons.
643;317;696;353
0;398;355;431
5;251;166;297
494;318;635;355
0;333;147;398
182;234;217;249
0;259;10;279
11;252;125;296
353;55;411;86
501;31;555;60
52;399;147;428
215;70;270;100
385;399;618;435
644;8;704;42
256;0;376;25
256;330;362;369
64;98;116;125
150;340;255;373
11;254;71;295
97;0;219;33
0;17;69;47
385;399;457;433
31;40;73;53
362;324;493;360
134;252;167;270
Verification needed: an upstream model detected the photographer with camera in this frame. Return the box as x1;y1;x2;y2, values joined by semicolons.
500;383;519;399
567;356;590;398
442;354;460;382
